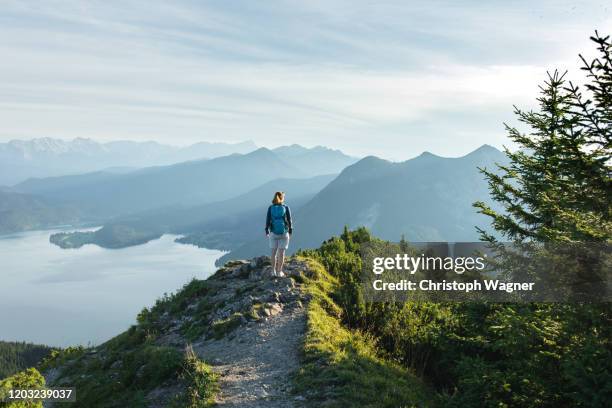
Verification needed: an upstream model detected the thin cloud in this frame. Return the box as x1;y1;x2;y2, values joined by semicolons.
0;0;609;158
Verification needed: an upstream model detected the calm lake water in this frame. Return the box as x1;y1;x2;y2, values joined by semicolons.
0;228;224;347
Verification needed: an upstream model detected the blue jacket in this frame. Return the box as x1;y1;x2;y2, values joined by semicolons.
265;204;293;234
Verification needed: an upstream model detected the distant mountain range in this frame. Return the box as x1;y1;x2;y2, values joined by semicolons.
1;144;356;234
218;144;508;264
13;146;355;218
0;137;258;185
2;141;506;256
37;144;509;264
271;145;358;176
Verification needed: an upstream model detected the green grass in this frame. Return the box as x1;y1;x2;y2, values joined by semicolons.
38;275;226;407
43;340;215;408
171;346;218;408
161;279;214;316
181;320;208;342
211;313;244;339
294;257;434;407
42;343;184;407
245;302;265;320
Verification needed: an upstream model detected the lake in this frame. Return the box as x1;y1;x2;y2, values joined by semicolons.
0;228;224;347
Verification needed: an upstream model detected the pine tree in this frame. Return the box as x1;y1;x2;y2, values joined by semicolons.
399;234;409;252
474;32;611;244
473;33;611;299
564;31;612;220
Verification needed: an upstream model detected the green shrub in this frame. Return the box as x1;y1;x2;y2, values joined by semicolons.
172;346;218;408
0;367;45;408
211;313;244;339
305;228;612;406
39;346;85;371
145;279;213;319
181;320;208;341
120;346;183;390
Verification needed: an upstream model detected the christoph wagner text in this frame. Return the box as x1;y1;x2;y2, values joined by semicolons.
372;254;486;275
372;279;535;293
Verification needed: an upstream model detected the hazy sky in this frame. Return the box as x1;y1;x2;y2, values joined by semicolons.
1;1;610;159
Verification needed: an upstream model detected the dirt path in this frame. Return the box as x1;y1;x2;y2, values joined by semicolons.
193;260;308;407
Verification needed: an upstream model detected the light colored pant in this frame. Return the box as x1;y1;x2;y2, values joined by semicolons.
269;232;290;249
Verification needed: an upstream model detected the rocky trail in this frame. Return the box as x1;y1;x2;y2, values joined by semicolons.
196;303;305;407
42;256;312;408
192;257;309;407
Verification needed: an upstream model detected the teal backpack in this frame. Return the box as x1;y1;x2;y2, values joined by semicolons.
270;205;287;234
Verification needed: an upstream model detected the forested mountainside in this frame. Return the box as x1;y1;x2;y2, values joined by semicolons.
0;191;87;234
0;341;52;379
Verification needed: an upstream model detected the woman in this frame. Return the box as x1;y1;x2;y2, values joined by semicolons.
265;191;293;277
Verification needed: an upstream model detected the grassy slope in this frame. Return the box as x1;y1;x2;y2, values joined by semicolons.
37;278;223;408
294;257;433;407
2;255;431;407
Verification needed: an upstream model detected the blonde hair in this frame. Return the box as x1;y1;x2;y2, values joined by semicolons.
272;191;285;204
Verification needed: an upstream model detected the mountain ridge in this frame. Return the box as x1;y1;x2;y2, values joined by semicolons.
0;138;258;185
13;148;305;217
218;144;508;264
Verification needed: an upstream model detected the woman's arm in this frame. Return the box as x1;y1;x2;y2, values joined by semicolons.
265;206;271;234
285;205;293;234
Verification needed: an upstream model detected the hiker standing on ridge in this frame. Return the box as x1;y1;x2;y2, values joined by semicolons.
265;191;292;277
